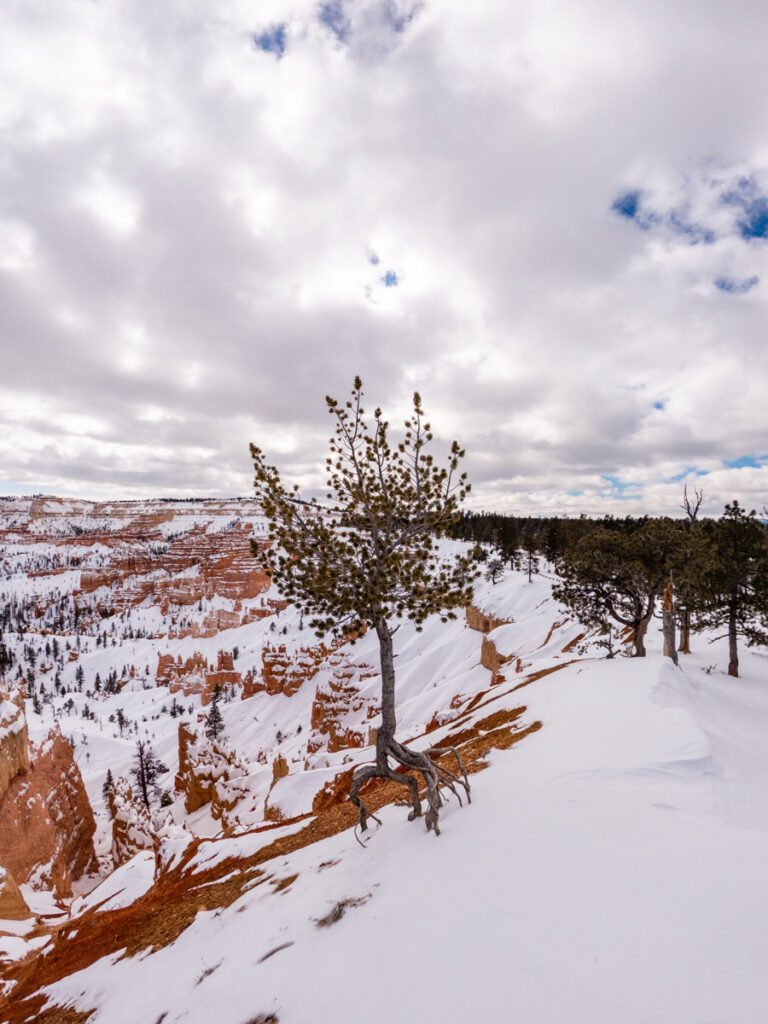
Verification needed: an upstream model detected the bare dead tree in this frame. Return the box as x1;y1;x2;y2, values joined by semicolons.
678;485;703;653
681;484;703;523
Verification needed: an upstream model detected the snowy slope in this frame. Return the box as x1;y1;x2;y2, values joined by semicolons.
4;576;767;1023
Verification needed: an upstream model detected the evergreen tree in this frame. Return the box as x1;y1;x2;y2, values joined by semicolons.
251;378;477;835
553;518;682;657
102;768;114;803
521;535;540;582
0;634;14;676
484;557;505;585
691;501;768;677
131;740;168;807
205;683;224;741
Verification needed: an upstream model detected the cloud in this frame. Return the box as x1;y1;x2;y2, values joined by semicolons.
318;1;351;43
1;0;768;515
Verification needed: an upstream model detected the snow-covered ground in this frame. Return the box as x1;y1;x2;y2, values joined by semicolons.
24;572;768;1024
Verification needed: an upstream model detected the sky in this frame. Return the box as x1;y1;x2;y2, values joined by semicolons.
1;0;768;516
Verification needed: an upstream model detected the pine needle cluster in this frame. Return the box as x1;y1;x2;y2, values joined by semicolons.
250;377;478;638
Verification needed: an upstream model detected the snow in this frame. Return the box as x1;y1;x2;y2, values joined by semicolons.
4;508;768;1023
38;581;768;1023
0;933;49;963
70;852;156;917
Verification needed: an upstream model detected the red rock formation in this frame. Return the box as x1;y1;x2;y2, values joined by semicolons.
201;651;243;706
465;604;511;634
2;497;275;634
271;754;289;782
0;867;32;922
308;655;379;754
108;777;155;867
157;650;243;705
174;722;248;816
0;690;30;796
0;727;97;897
77;525;272;618
259;643;326;696
480;635;514;674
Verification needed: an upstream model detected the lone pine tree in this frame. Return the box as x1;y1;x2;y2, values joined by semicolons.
131;740;168;808
206;683;224;741
250;378;477;835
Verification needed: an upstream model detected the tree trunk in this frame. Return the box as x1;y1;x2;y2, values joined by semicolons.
137;750;149;807
633;617;647;657
662;581;678;665
634;590;660;657
350;613;471;836
375;617;397;765
678;607;691;654
728;602;739;678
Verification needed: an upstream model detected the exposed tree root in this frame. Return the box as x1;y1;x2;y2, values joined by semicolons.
349;739;471;836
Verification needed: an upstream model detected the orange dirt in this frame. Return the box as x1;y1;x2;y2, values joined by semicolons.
561;631;586;653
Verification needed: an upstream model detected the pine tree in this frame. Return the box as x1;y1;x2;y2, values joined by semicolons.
205;683;224;741
484;557;505;585
553;518;682;657
521;536;540;582
131;740;168;808
102;768;114;803
691;501;768;677
250;378;477;835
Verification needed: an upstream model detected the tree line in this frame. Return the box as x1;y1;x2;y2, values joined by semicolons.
452;490;768;677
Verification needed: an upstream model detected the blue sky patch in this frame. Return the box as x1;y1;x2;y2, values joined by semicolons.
668;467;709;483
723;454;765;469
369;252;380;265
613;190;714;242
738;197;768;239
612;190;642;220
714;275;759;294
600;475;641;500
653;400;665;410
382;270;398;287
610;190;661;231
253;24;287;57
612;169;768;251
318;1;351;43
721;176;768;239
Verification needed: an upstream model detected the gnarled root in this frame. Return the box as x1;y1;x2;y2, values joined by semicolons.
349;740;471;837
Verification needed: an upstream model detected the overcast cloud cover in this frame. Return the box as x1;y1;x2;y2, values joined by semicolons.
1;0;768;515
